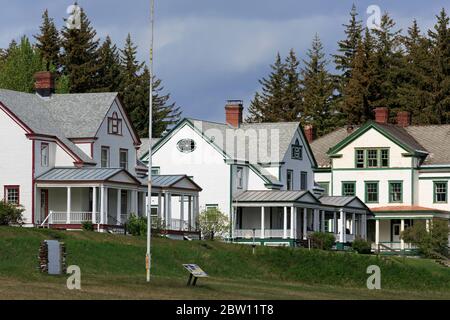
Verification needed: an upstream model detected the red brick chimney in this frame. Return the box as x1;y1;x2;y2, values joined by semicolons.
225;100;243;128
304;124;314;143
34;71;55;97
396;111;411;127
374;107;389;124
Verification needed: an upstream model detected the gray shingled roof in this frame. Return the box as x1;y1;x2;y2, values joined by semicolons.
0;89;96;164
310;122;450;167
188;118;300;163
233;190;317;203
319;196;357;207
36;167;125;181
138;174;202;191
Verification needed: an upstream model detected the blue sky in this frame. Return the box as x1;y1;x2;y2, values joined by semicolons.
0;0;448;122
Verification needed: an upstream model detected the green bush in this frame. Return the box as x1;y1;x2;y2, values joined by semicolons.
402;219;449;258
126;214;147;236
352;237;372;254
82;221;94;231
0;200;24;225
309;232;335;250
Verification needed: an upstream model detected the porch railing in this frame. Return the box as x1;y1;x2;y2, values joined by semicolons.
46;211;93;224
234;229;291;239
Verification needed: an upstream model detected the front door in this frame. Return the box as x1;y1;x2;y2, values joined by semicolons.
40;189;49;221
392;223;401;242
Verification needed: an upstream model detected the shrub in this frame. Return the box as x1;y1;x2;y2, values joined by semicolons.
126;214;147;236
198;207;229;240
0;200;24;225
309;232;335;250
402;219;449;258
352;237;372;254
82;221;94;231
151;217;166;236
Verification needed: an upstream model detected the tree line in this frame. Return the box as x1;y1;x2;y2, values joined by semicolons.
0;6;180;138
248;5;450;137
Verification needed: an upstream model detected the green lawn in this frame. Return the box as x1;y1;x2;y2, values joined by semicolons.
0;226;449;299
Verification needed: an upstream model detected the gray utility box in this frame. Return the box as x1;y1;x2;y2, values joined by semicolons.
38;240;67;275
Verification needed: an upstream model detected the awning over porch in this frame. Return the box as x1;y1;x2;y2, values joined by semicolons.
370;205;449;219
139;174;202;193
36;167;140;185
233;190;320;206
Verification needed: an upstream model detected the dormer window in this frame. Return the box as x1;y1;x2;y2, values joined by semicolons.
291;139;303;160
108;112;122;135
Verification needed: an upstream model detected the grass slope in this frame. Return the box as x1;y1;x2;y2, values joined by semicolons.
0;226;449;299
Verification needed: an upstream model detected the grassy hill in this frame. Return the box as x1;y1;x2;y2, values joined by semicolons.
0;226;449;299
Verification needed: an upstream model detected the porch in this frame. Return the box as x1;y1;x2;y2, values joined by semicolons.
232;191;370;247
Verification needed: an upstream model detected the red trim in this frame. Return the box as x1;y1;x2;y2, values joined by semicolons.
32;140;35;224
4;185;20;205
0;101;34;134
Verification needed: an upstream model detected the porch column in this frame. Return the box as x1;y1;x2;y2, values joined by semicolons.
303;208;307;240
100;186;105;225
92;187;97;224
188;195;192;231
321;210;325;232
290;207;295;239
283;207;287;239
375;219;380;245
362;214;367;239
157;192;162;219
426;219;430;232
180;194;185;230
333;211;337;234
117;189;121;224
66;187;71;224
260;206;265;239
164;192;169;226
352;213;356;235
339;208;346;243
400;219;405;250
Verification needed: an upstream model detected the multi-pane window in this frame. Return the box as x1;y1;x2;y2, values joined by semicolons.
101;147;109;168
291;139;303;160
119;149;128;170
365;181;379;203
355;150;364;168
434;181;447;203
318;182;330;196
5;186;20;205
41;143;49;167
287;170;293;191
355;148;389;168
342;182;356;196
300;171;307;190
236;167;244;189
108;112;122;135
151;167;160;175
389;181;403;203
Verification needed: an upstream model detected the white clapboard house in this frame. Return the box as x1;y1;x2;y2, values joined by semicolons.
142;100;370;246
311;107;450;251
0;72;201;233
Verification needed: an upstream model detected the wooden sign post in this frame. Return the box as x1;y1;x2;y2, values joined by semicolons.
183;264;208;286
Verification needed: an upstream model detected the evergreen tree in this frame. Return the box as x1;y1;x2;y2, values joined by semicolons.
131;66;181;137
247;53;286;122
94;36;122;92
34;9;60;71
427;8;450;123
282;49;304;120
60;6;100;93
301;34;337;136
333;4;363;86
342;40;371;124
369;13;404;117
0;37;44;92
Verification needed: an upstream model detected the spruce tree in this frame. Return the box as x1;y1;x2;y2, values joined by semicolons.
427;8;450;123
60;6;100;93
0;37;44;92
94;36;122;92
282;49;304;120
34;10;60;71
247;53;286;122
301;34;337;136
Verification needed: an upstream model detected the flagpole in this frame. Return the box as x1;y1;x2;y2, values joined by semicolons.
146;0;154;283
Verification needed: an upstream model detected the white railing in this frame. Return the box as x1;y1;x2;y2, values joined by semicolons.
46;211;93;224
373;242;417;250
234;229;290;238
167;218;191;231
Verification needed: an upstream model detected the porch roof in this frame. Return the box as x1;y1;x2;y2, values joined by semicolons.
139;175;202;192
319;196;370;211
369;205;449;219
233;190;320;204
35;167;140;185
